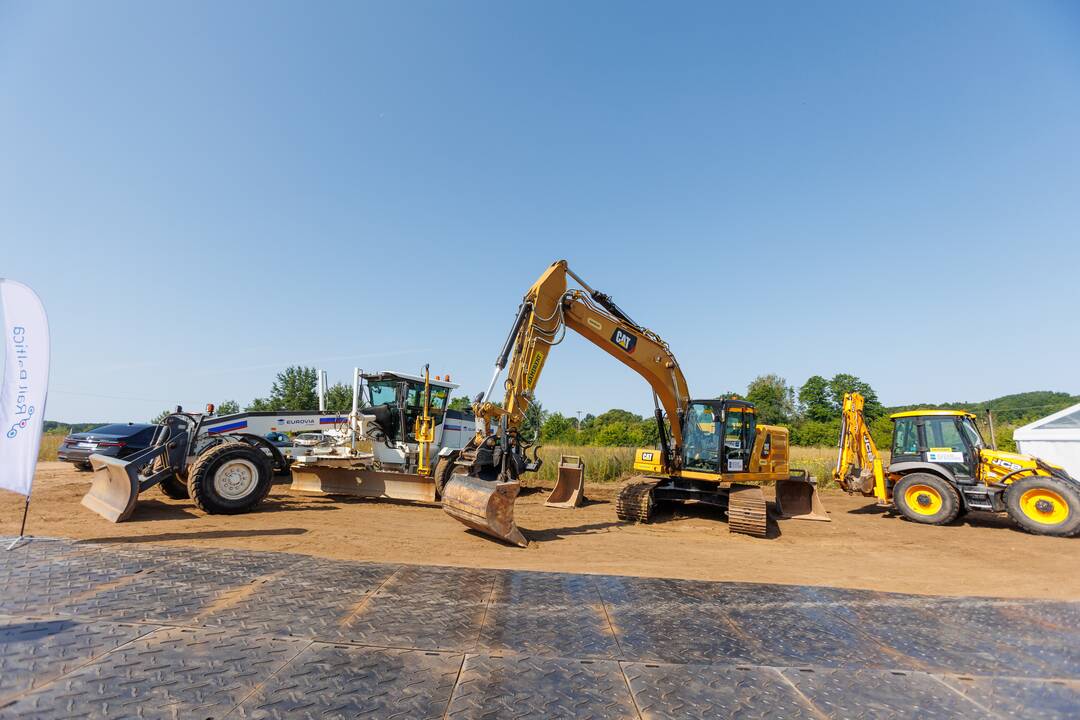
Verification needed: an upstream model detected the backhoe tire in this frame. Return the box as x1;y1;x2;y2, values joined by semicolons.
433;451;461;499
187;442;272;515
1006;475;1080;537
893;473;961;526
159;475;190;500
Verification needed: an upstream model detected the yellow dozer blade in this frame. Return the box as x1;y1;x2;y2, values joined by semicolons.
441;475;528;547
775;477;831;522
545;455;586;508
82;454;141;522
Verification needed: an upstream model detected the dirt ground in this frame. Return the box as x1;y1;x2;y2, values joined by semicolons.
5;462;1079;600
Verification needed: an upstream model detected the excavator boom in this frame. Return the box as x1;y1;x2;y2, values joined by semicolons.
833;392;887;501
441;260;691;545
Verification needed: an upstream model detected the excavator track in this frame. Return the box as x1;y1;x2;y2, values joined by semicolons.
616;477;659;523
727;484;768;538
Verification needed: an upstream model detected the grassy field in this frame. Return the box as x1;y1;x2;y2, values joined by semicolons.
39;433;64;462
533;444;848;486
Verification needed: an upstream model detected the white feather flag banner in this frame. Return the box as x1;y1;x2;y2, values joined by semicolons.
0;279;50;496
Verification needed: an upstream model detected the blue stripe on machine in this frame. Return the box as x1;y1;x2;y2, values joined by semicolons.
320;417;346;424
208;420;248;434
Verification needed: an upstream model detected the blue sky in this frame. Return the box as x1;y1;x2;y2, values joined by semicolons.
3;1;1079;423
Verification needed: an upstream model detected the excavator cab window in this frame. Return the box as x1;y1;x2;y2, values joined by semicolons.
682;402;722;474
722;408;753;472
892;417;920;459
923;416;976;480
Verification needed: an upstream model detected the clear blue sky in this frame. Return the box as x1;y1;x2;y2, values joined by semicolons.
3;1;1079;423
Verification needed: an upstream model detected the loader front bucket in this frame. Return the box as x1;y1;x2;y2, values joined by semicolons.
441;475;528;547
82;454;141;522
775;477;831;522
545;455;585;508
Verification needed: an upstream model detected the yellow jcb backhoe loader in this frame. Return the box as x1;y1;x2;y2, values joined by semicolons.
440;260;827;546
834;392;1080;536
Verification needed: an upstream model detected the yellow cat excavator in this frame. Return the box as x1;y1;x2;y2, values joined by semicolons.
834;392;1080;536
440;260;827;546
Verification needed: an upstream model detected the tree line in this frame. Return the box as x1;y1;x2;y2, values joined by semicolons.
144;365;1077;451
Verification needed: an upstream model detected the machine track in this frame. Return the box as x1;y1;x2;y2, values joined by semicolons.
615;477;659;523
727;484;768;538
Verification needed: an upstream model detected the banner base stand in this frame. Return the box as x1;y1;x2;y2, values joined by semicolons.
5;536;63;551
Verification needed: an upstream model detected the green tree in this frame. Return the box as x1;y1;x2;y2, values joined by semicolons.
247;366;319;412
798;375;833;421
150;408;172;424
745;374;795;425
215;400;240;417
523;400;547;440
540;412;576;443
448;396;474;413
324;383;353;413
827;374;883;420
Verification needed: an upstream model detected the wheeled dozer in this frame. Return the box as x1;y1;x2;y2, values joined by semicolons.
834;392;1080;537
441;260;827;546
83;408;335;522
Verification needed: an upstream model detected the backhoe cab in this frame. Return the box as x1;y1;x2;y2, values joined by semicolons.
835;393;1080;537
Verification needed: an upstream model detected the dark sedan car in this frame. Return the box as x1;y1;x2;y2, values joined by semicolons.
57;423;157;470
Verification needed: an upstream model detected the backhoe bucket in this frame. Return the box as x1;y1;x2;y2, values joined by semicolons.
82;454;141;522
775;478;831;522
545;455;586;508
441;475;528;547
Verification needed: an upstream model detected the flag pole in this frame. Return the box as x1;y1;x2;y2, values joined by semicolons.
7;494;30;550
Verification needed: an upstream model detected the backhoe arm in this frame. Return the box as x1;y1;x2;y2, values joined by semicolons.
833;392;886;500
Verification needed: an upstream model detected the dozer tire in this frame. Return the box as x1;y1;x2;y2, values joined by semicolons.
893;473;961;526
432;451;460;499
1006;475;1080;537
159;475;190;500
187;442;273;515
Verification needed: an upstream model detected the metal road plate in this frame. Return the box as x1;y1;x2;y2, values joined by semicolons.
622;661;817;720
0;616;153;703
489;570;602;606
197;573;393;640
274;557;399;593
593;575;815;609
342;596;489;651
725;605;895;669
376;565;497;603
941;675;1080;720
479;602;621;659
780;666;987;720
5;626;307;719
605;605;758;664
827;601;1071;678
234;642;462;720
446;653;638;720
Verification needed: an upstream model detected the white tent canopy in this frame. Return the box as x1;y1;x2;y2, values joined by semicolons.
1013;402;1080;479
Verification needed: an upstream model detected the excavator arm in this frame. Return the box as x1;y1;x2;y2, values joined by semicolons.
442;260;691;545
833;392;887;502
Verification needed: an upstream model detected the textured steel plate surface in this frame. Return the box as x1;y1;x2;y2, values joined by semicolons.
0;616;153;703
343;595;489;651
3;626;307;719
606;605;758;664
623;661;816;720
234;642;462;719
3;541;1080;720
446;653;638;720
479;602;621;659
780;666;987;720
941;675;1080;720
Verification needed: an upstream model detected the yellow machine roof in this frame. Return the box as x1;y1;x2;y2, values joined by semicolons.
890;409;976;420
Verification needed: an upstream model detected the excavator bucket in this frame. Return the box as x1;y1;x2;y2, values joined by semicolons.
82;454;141;522
545;455;586;508
441;475;528;547
775;477;831;522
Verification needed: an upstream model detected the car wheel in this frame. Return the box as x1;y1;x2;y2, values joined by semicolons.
75;462;93;472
